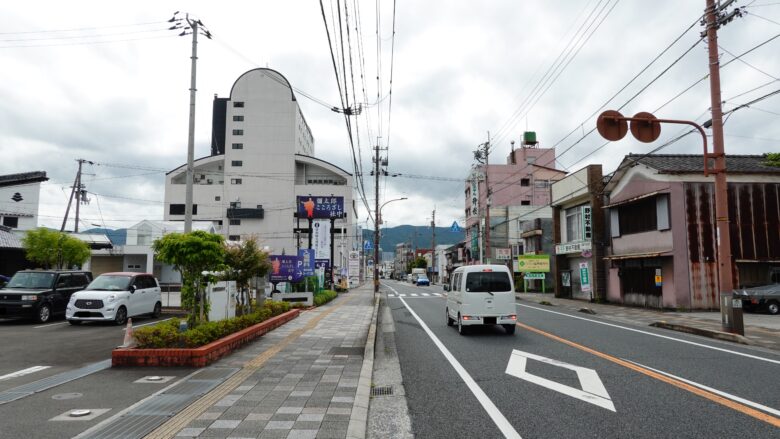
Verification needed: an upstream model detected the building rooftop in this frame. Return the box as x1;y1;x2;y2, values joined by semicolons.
0;171;48;188
0;225;23;248
626;154;780;174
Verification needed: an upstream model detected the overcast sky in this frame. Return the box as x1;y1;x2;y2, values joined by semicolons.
1;1;778;234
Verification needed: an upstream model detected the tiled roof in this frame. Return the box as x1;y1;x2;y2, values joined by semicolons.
626;154;780;174
0;226;23;249
0;171;48;188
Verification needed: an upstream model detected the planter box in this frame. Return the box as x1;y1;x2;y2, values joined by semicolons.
112;309;301;368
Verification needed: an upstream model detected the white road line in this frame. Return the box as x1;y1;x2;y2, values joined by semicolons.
517;303;780;365
626;359;780;417
387;284;522;439
410;293;419;297
34;321;68;329
0;366;51;381
123;317;173;331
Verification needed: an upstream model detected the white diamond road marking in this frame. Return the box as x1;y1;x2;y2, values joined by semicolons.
505;349;615;412
0;366;51;381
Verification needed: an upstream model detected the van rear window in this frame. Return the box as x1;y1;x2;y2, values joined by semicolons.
465;272;511;292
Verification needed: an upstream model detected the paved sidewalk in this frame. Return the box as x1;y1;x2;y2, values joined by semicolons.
517;292;780;352
149;284;377;439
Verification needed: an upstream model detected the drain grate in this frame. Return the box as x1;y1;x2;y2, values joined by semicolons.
370;385;393;397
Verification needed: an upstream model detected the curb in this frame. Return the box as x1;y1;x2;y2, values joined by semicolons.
347;290;380;439
650;321;752;345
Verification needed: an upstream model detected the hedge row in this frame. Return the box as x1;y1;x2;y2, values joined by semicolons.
314;289;338;306
134;301;291;348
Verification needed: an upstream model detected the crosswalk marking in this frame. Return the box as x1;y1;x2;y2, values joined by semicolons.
387;292;446;298
0;365;51;381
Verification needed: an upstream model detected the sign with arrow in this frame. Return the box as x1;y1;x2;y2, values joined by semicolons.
505;349;615;412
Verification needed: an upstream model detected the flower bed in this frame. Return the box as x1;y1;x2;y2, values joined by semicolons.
112;303;299;367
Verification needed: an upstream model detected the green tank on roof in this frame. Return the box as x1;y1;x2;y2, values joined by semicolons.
523;131;537;144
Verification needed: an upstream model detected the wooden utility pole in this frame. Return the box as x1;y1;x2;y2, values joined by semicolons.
430;209;436;283
705;0;742;334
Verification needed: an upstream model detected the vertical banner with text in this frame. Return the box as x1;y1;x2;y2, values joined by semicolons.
312;219;331;260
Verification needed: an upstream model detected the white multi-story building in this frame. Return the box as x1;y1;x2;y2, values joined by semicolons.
164;68;355;270
0;171;47;231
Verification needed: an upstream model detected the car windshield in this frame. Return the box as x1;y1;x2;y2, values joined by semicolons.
5;272;56;289
86;275;132;291
418;276;429;281
465;272;511;292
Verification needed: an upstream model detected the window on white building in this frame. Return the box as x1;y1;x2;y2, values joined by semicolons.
233;115;244;121
232;129;243;136
520;178;530;187
565;206;583;241
232;160;243;167
230;201;241;208
232;143;243;149
229;219;241;226
233;101;244;108
231;178;242;185
229;235;240;241
2;216;18;228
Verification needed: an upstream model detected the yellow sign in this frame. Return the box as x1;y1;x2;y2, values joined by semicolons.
517;255;550;273
655;275;663;285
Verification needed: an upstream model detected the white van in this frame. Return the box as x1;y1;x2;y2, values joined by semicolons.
444;264;517;335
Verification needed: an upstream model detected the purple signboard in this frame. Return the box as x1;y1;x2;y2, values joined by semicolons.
297;196;345;219
269;255;303;283
314;259;330;271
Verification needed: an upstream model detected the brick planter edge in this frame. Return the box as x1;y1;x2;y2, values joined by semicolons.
112;309;301;367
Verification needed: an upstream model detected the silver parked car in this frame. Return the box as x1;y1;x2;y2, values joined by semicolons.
737;284;780;315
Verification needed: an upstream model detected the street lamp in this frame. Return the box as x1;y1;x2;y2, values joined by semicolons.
374;197;408;293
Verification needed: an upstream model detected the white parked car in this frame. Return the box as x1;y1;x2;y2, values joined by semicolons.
66;272;162;325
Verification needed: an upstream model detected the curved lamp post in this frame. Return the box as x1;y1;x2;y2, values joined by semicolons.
375;197;408;293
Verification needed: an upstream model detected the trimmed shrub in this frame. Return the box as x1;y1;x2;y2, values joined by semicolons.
133;301;291;349
313;289;338;306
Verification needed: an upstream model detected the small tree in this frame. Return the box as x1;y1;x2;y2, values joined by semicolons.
22;228;90;269
222;236;271;315
407;255;428;272
765;153;780;168
153;231;225;327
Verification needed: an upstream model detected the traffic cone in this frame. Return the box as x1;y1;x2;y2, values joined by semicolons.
122;318;136;348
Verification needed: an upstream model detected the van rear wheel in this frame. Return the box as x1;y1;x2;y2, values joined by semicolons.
503;324;516;335
458;314;467;335
446;308;454;326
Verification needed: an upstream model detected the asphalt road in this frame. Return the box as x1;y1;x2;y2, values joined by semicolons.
0;313;195;439
383;280;780;439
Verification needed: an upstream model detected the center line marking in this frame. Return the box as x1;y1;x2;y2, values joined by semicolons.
387;284;522;439
517;322;780;428
517;303;780;365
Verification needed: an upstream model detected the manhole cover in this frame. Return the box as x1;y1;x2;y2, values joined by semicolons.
52;393;83;400
370;385;393;397
69;409;91;417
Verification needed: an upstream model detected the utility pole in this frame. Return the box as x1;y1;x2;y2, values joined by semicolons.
373;143;381;294
474;134;491;264
60;159;92;233
169;12;212;233
431;209;436;283
704;0;742;334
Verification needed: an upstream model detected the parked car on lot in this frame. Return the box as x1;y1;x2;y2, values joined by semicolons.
416;275;430;286
737;284;780;315
0;270;93;323
66;272;162;325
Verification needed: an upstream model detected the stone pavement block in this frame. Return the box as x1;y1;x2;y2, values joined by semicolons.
264;420;295;429
287;430;318;439
258;430;289;439
176;427;205;437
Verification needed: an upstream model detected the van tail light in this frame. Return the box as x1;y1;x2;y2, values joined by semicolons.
502;314;517;320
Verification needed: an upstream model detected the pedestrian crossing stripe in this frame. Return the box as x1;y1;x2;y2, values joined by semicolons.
387;293;445;298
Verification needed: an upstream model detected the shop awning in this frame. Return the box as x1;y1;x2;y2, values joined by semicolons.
603;250;672;261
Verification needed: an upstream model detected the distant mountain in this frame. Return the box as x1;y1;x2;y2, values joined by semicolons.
363;224;464;252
